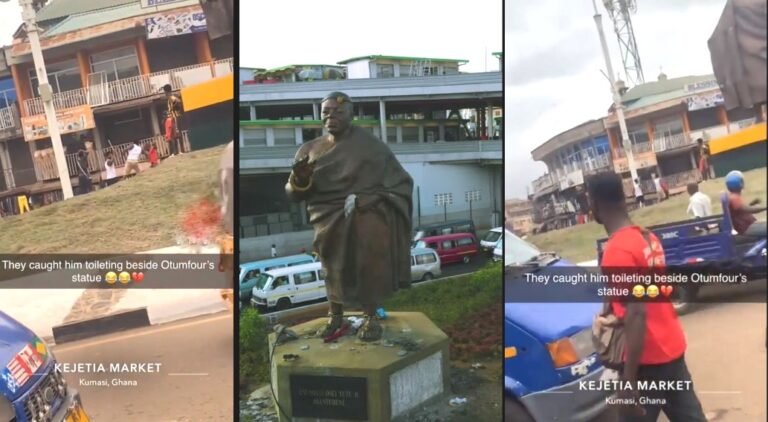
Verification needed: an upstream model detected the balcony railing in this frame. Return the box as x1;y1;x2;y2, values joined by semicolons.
630;142;653;154
0;105;20;131
652;133;695;153
533;201;572;223
30;131;190;181
24;58;233;116
532;173;555;193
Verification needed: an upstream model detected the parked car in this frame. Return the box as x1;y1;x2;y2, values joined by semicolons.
250;262;326;311
0;311;90;422
505;230;610;421
411;247;442;281
412;219;476;242
414;233;479;264
239;254;315;302
481;226;503;251
492;237;502;262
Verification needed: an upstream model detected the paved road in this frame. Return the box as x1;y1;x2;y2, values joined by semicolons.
53;313;233;421
594;285;767;421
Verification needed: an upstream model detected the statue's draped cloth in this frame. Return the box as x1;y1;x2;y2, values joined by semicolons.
286;127;414;306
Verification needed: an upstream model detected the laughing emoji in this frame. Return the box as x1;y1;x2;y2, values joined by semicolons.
105;272;117;284
118;271;131;284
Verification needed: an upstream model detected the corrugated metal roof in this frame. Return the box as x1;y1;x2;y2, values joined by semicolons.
43;0;198;37
36;0;137;22
337;55;469;65
624;89;688;112
621;74;714;102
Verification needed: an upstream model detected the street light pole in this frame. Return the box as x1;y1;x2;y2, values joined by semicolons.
592;0;639;183
15;0;74;199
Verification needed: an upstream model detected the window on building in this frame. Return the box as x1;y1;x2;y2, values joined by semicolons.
627;125;651;144
239;106;251;121
29;59;81;95
726;107;757;123
652;119;683;139
242;128;267;146
273;128;296;146
688;108;721;130
402;126;419;143
377;64;394;78
423;66;438;76
90;46;140;83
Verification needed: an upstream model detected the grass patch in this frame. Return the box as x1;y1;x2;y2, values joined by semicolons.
384;263;503;330
239;306;271;392
0;146;225;254
528;167;767;263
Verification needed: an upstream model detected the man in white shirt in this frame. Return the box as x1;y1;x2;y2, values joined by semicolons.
124;141;143;180
686;183;712;218
633;178;645;208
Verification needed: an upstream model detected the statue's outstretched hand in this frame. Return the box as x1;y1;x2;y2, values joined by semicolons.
344;194;357;218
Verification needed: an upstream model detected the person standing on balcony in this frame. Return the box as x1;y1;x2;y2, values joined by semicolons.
634;178;645;208
697;138;711;181
163;84;184;154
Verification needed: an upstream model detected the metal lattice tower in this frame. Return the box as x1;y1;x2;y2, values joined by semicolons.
603;0;645;86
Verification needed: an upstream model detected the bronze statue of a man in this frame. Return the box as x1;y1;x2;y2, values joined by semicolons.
286;92;414;341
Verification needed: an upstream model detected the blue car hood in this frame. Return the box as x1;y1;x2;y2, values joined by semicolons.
505;258;601;343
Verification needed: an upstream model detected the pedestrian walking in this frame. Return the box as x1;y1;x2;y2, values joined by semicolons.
124;141;143;180
75;150;92;195
271;244;277;258
633;178;645;208
588;172;707;422
686;183;712;219
697;138;711;181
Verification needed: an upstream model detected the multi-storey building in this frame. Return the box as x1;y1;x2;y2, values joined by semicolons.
0;0;233;213
504;198;533;236
528;73;765;230
239;55;502;260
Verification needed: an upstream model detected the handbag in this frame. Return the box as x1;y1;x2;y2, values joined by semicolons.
592;229;656;370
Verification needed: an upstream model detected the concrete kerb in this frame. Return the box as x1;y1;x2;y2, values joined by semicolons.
46;244;223;345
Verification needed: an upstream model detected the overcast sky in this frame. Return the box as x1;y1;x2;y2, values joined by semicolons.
240;0;502;73
505;0;727;199
0;2;22;45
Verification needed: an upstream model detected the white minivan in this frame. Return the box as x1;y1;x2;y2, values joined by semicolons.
250;262;326;310
481;227;503;251
411;247;441;281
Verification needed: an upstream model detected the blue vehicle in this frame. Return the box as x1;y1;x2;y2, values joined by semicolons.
504;230;611;421
597;192;767;314
239;254;316;302
1;311;89;422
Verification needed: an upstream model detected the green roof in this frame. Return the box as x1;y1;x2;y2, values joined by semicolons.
43;0;198;38
621;74;715;103
336;55;468;65
256;64;344;75
36;0;136;22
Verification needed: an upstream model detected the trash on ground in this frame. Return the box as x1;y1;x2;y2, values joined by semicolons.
449;397;468;407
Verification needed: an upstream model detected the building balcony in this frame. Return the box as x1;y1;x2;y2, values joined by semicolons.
532;173;555;196
532;201;572;224
24;59;233;116
240;139;502;172
652;132;696;153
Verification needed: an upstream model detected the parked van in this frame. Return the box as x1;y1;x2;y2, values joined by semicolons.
250;262;326;310
481;226;503;251
493;237;502;262
411;247;442;281
413;219;476;242
414;233;478;265
239;254;315;302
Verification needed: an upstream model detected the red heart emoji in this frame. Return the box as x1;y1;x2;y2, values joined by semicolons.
131;272;138;282
660;285;674;297
135;272;144;283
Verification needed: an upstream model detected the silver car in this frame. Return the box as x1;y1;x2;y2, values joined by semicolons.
411;247;442;281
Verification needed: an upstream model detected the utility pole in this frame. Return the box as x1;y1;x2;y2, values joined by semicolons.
592;0;639;183
8;0;73;198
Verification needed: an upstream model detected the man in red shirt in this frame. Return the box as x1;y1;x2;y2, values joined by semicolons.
588;172;706;421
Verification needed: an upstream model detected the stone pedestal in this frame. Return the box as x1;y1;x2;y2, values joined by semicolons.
269;312;450;422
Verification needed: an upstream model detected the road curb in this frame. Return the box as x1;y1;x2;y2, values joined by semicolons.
52;307;151;344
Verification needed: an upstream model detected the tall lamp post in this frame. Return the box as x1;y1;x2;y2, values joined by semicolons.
592;0;639;183
3;0;74;199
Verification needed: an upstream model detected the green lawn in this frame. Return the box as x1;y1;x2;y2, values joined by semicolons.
528;167;767;263
0;146;225;254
